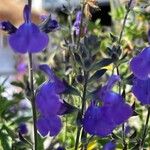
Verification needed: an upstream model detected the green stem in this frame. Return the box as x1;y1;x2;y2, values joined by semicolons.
28;53;37;150
140;107;150;149
118;0;133;45
74;71;88;150
116;1;133;148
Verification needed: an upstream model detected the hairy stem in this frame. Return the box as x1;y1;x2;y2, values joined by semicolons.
28;53;37;150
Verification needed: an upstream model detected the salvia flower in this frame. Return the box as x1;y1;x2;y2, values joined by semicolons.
83;75;132;137
8;5;49;53
102;141;116;150
36;64;74;137
132;77;150;105
130;47;150;80
100;75;132;125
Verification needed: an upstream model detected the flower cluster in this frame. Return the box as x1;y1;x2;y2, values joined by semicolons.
130;46;150;105
35;64;66;136
83;75;133;137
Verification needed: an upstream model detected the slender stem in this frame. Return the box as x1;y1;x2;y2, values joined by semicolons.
28;0;32;7
28;53;37;150
75;71;88;150
140;107;150;149
116;66;127;149
115;1;133;148
118;0;133;45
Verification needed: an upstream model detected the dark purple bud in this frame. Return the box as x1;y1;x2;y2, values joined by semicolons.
19;123;28;135
0;21;17;34
39;16;59;33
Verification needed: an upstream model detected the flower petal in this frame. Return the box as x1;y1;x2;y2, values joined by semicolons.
132;77;150;105
9;23;49;53
83;104;115;137
39;64;65;93
36;82;61;116
130;47;150;80
103;103;132;125
23;5;31;23
37;117;50;137
37;116;62;137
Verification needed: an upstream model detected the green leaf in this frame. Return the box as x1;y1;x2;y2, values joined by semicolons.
63;80;81;97
11;81;24;89
74;53;83;66
90;58;113;71
88;69;107;83
0;130;11;150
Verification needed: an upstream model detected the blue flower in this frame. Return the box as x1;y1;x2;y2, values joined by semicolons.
4;5;49;53
83;103;116;137
102;141;116;150
130;47;150;80
36;64;75;137
83;75;132;137
99;75;132;125
132;77;150;105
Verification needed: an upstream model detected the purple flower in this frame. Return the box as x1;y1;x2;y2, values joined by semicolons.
19;123;28;135
83;103;116;137
102;141;116;150
37;116;62;137
36;64;68;137
130;47;150;80
132;77;150;105
83;75;132;137
8;5;49;53
99;75;132;125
